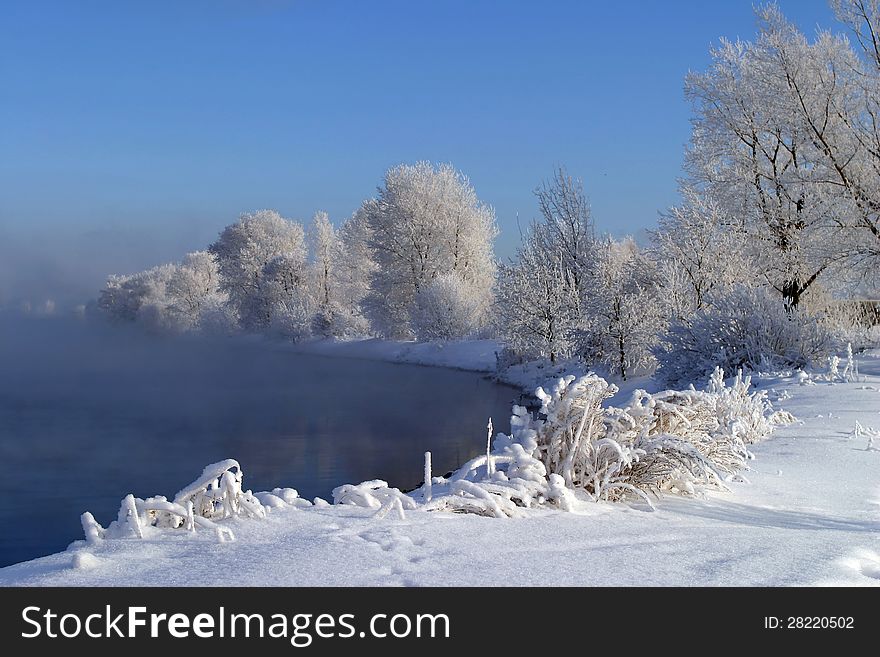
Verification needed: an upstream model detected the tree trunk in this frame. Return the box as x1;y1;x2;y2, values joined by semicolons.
781;279;801;312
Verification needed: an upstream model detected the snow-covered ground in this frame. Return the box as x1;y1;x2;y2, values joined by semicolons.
2;351;879;587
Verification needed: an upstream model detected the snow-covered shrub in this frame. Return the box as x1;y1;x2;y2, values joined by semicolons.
609;388;732;486
412;273;487;341
82;460;267;544
408;405;566;517
419;447;554;518
494;346;531;371
453;367;781;510
533;375;618;489
655;285;834;387
197;296;240;336
527;375;718;504
172;459;266;522
705;367;775;445
624;434;724;497
333;480;417;513
267;291;315;342
815;342;866;382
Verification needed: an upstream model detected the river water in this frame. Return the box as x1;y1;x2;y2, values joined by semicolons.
0;317;519;567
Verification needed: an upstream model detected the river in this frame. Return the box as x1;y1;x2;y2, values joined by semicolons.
0;316;519;567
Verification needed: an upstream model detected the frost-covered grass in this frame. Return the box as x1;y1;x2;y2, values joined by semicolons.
4;349;878;586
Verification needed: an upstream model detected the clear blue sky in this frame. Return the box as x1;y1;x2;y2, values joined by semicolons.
0;0;839;306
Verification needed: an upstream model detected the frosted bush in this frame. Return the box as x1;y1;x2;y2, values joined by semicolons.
198;296;240;336
312;306;370;341
430;367;783;511
333;480;417;512
412;273;487;341
532;374;634;496
81;460;274;545
172;459;265;521
655;285;834;387
419;433;556;517
528;375;716;504
494;346;532;371
815;299;880;352
267;290;315;342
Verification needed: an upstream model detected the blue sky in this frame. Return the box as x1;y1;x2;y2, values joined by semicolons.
0;0;839;305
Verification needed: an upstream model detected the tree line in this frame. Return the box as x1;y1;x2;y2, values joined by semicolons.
98;2;880;384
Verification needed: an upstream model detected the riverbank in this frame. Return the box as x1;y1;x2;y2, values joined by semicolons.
285;337;658;402
3;350;879;586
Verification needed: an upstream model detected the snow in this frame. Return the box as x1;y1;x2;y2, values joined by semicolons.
2;350;879;587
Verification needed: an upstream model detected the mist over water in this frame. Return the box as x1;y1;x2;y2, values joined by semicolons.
0;316;518;567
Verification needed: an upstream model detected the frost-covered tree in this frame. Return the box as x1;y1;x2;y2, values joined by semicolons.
809;1;880;281
98;263;178;330
307;211;340;337
683;3;880;305
495;168;597;363
261;254;314;340
98;252;229;333
165;251;225;330
685;7;841;309
412;273;487;341
495;227;579;363
208;210;308;332
580;238;663;380
651;187;753;319
98;273;147;323
309;211;336;310
363;162;498;339
331;208;373;337
532;166;596;297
